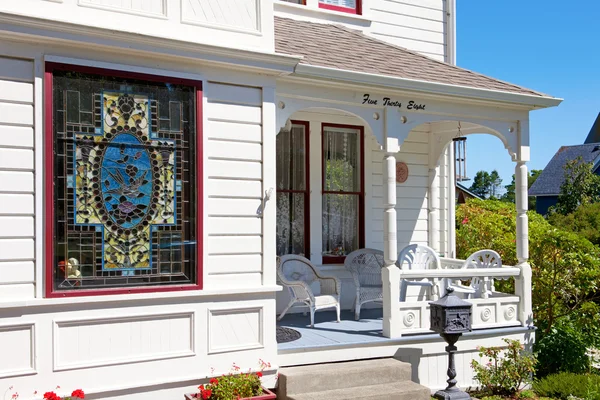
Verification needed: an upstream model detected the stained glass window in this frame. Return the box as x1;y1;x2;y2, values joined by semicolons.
49;66;199;293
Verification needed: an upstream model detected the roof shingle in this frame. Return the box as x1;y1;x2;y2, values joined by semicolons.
274;17;548;97
529;144;600;196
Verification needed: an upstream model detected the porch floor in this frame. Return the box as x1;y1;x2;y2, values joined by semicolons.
277;308;395;351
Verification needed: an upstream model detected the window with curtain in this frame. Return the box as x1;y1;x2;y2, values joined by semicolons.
322;124;363;263
319;0;360;14
276;122;309;257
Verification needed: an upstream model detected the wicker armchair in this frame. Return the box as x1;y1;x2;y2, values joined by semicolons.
397;244;441;302
344;249;385;320
449;250;502;299
277;255;342;327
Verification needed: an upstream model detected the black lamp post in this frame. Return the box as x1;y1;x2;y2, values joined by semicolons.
430;287;473;400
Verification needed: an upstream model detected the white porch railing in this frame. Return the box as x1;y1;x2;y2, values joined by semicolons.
387;257;524;338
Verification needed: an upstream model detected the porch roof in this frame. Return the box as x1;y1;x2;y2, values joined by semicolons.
274;17;555;101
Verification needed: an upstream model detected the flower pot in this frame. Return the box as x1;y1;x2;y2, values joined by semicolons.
184;387;276;400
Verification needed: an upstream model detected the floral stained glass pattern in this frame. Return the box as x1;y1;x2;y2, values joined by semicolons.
75;92;176;271
51;68;198;291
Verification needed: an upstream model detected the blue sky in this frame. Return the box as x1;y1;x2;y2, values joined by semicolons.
456;0;600;190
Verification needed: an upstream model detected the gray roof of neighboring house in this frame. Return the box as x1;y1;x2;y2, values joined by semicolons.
584;113;600;144
274;17;549;97
529;143;600;196
456;182;483;200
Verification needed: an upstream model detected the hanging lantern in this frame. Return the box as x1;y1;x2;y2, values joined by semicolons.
453;122;468;182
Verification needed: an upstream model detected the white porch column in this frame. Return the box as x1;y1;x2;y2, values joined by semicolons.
428;165;440;253
514;159;533;326
382;137;401;338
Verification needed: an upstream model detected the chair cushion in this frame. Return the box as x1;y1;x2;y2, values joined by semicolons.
314;294;338;307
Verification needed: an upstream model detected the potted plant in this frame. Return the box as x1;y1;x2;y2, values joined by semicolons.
185;361;275;400
7;387;85;400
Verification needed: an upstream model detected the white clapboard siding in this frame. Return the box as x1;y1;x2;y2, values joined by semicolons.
367;0;447;60
206;83;264;285
0;57;35;296
368;128;430;250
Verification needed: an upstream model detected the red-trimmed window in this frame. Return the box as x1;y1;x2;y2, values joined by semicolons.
321;124;364;264
45;63;203;297
276;121;310;257
319;0;361;14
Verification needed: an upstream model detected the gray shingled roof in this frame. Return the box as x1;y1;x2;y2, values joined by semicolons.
274;17;548;97
529;144;600;196
584;113;600;144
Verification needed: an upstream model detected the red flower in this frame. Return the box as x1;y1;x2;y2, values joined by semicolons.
43;392;60;400
71;389;85;399
201;389;212;399
209;378;218;385
198;385;204;390
256;372;263;378
461;217;469;225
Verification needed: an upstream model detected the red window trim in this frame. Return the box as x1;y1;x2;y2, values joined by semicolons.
277;120;311;258
321;123;365;264
44;62;204;298
318;0;361;15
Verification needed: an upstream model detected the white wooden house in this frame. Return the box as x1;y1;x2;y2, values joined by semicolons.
0;1;560;399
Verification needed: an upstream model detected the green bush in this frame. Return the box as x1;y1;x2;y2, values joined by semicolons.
533;372;600;400
456;200;600;333
549;203;600;246
471;338;536;396
535;320;590;377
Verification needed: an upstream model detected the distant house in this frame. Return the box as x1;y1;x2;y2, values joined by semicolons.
529;143;600;215
456;182;483;204
584;113;600;143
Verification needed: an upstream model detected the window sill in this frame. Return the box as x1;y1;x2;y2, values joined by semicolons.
274;1;371;24
0;285;283;310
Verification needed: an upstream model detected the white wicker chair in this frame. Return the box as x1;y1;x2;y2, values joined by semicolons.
344;249;385;320
277;255;342;327
449;250;502;299
396;244;441;302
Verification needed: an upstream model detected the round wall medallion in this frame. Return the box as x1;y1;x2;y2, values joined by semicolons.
481;308;492;322
396;162;409;183
504;306;516;320
403;312;416;327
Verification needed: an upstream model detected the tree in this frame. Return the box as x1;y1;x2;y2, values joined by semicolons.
549;202;600;246
469;170;492;198
552;157;600;215
489;170;502;199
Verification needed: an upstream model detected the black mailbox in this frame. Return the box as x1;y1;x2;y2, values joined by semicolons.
430;287;473;400
430;287;472;335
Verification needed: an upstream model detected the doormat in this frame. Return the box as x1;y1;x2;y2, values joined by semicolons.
276;327;302;343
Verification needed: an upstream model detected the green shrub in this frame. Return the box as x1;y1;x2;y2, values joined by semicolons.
533;372;600;400
471;338;536;396
535;320;590;377
516;389;536;399
548;203;600;246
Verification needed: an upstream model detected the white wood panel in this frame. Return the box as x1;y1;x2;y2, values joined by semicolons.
0;103;34;125
398;141;429;154
0;239;34;260
206;83;262;106
207;139;262;161
0;171;34;193
0;261;35;283
371;207;429;221
78;0;167;18
372;185;428;198
0;217;34;237
207;198;262;216
208;236;262;254
384;0;445;10
0;58;33;83
369;23;444;44
372;218;428;232
0;148;34;169
207;160;262;180
371;34;445;56
208;307;263;353
208;178;262;198
0;80;33;104
0;283;35;299
207;120;262;143
369;9;445;33
207;254;263;274
53;312;194;370
183;0;259;32
0;125;34;148
372;1;445;21
371;175;429;188
206;102;262;124
0;194;34;214
372;163;429;177
0;323;35;378
208;217;262;235
206;273;263;287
